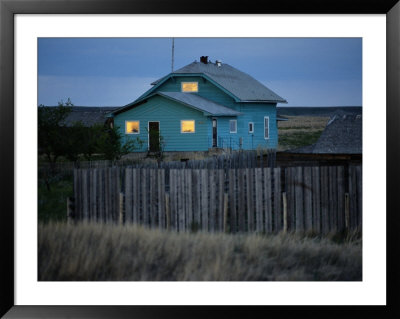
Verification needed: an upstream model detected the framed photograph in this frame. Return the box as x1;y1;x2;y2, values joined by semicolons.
1;0;399;318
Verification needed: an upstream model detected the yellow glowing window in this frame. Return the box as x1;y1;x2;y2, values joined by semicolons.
126;121;140;134
181;82;198;92
181;120;195;133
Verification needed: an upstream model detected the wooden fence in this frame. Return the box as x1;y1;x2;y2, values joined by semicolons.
42;149;276;173
72;165;362;234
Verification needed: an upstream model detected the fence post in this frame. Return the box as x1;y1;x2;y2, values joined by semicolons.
66;197;74;224
282;192;287;233
345;193;350;230
223;193;229;233
165;193;171;231
119;192;124;225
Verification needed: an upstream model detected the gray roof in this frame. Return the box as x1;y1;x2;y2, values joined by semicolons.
151;61;287;103
111;92;241;117
158;92;241;116
64;107;118;127
289;113;362;154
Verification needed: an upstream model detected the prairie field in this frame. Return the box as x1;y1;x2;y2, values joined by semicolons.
278;116;330;151
38;222;362;281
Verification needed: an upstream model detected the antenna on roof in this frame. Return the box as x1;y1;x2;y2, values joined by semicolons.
171;38;175;72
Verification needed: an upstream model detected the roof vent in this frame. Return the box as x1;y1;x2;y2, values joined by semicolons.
200;56;208;64
216;60;222;67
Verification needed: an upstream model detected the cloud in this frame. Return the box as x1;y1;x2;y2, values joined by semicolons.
38;75;156;106
262;79;362;107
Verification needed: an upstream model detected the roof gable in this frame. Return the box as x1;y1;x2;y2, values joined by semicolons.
146;61;287;103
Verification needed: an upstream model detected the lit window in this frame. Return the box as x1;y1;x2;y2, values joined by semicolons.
248;122;254;133
181;120;195;133
126;121;140;134
264;117;269;139
230;120;237;133
181;82;198;92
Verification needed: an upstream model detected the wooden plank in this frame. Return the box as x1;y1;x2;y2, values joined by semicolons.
312;167;321;233
119;192;124;224
245;168;254;232
192;169;201;228
116;168;121;223
337;166;345;231
320;166;329;234
132;169;139;224
348;166;357;230
98;169;104;222
282;192;287;233
158;169;165;229
209;170;216;232
186;170;193;231
170;169;177;230
73;169;79;220
285;168;295;231
201;169;209;231
228;169;237;233
218;169;225;232
149;169;157;228
178;170;185;232
303;167;312;232
255;168;263;233
141;168;148;227
356;165;362;231
82;169;89;221
223;193;229;232
264;168;272;233
92;169;98;221
237;169;246;232
125;168;133;223
112;168;119;222
165;192;170;230
329;166;338;232
294;166;304;232
273;168;282;232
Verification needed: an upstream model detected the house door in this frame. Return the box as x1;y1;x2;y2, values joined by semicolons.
212;119;218;147
148;121;160;152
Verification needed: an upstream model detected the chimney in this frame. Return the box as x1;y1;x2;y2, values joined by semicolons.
216;60;222;67
200;56;208;64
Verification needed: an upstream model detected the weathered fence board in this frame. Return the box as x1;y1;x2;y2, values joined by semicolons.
264;168;272;233
73;165;362;234
273;168;282;232
303;167;312;232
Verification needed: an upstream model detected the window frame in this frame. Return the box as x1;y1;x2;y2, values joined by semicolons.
125;120;140;134
229;119;237;133
264;116;269;139
181;82;199;93
180;119;196;133
248;122;254;133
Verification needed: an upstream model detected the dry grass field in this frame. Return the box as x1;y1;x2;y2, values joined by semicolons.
278;116;330;151
39;222;362;281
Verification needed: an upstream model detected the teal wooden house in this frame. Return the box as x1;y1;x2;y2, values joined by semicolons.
108;56;287;152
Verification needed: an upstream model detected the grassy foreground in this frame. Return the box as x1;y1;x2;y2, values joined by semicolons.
38;222;362;281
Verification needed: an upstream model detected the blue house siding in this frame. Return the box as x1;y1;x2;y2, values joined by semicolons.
114;96;209;152
207;104;277;150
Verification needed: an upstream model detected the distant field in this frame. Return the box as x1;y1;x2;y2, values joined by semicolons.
278;116;329;151
277;106;362;117
39;222;362;281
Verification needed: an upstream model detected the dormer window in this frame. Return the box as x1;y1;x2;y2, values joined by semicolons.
181;82;198;92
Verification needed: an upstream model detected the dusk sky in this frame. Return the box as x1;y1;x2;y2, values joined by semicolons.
38;38;362;107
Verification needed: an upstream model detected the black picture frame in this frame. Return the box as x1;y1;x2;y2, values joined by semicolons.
1;0;399;318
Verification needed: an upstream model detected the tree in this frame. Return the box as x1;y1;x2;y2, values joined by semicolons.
97;126;143;161
38;99;73;166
